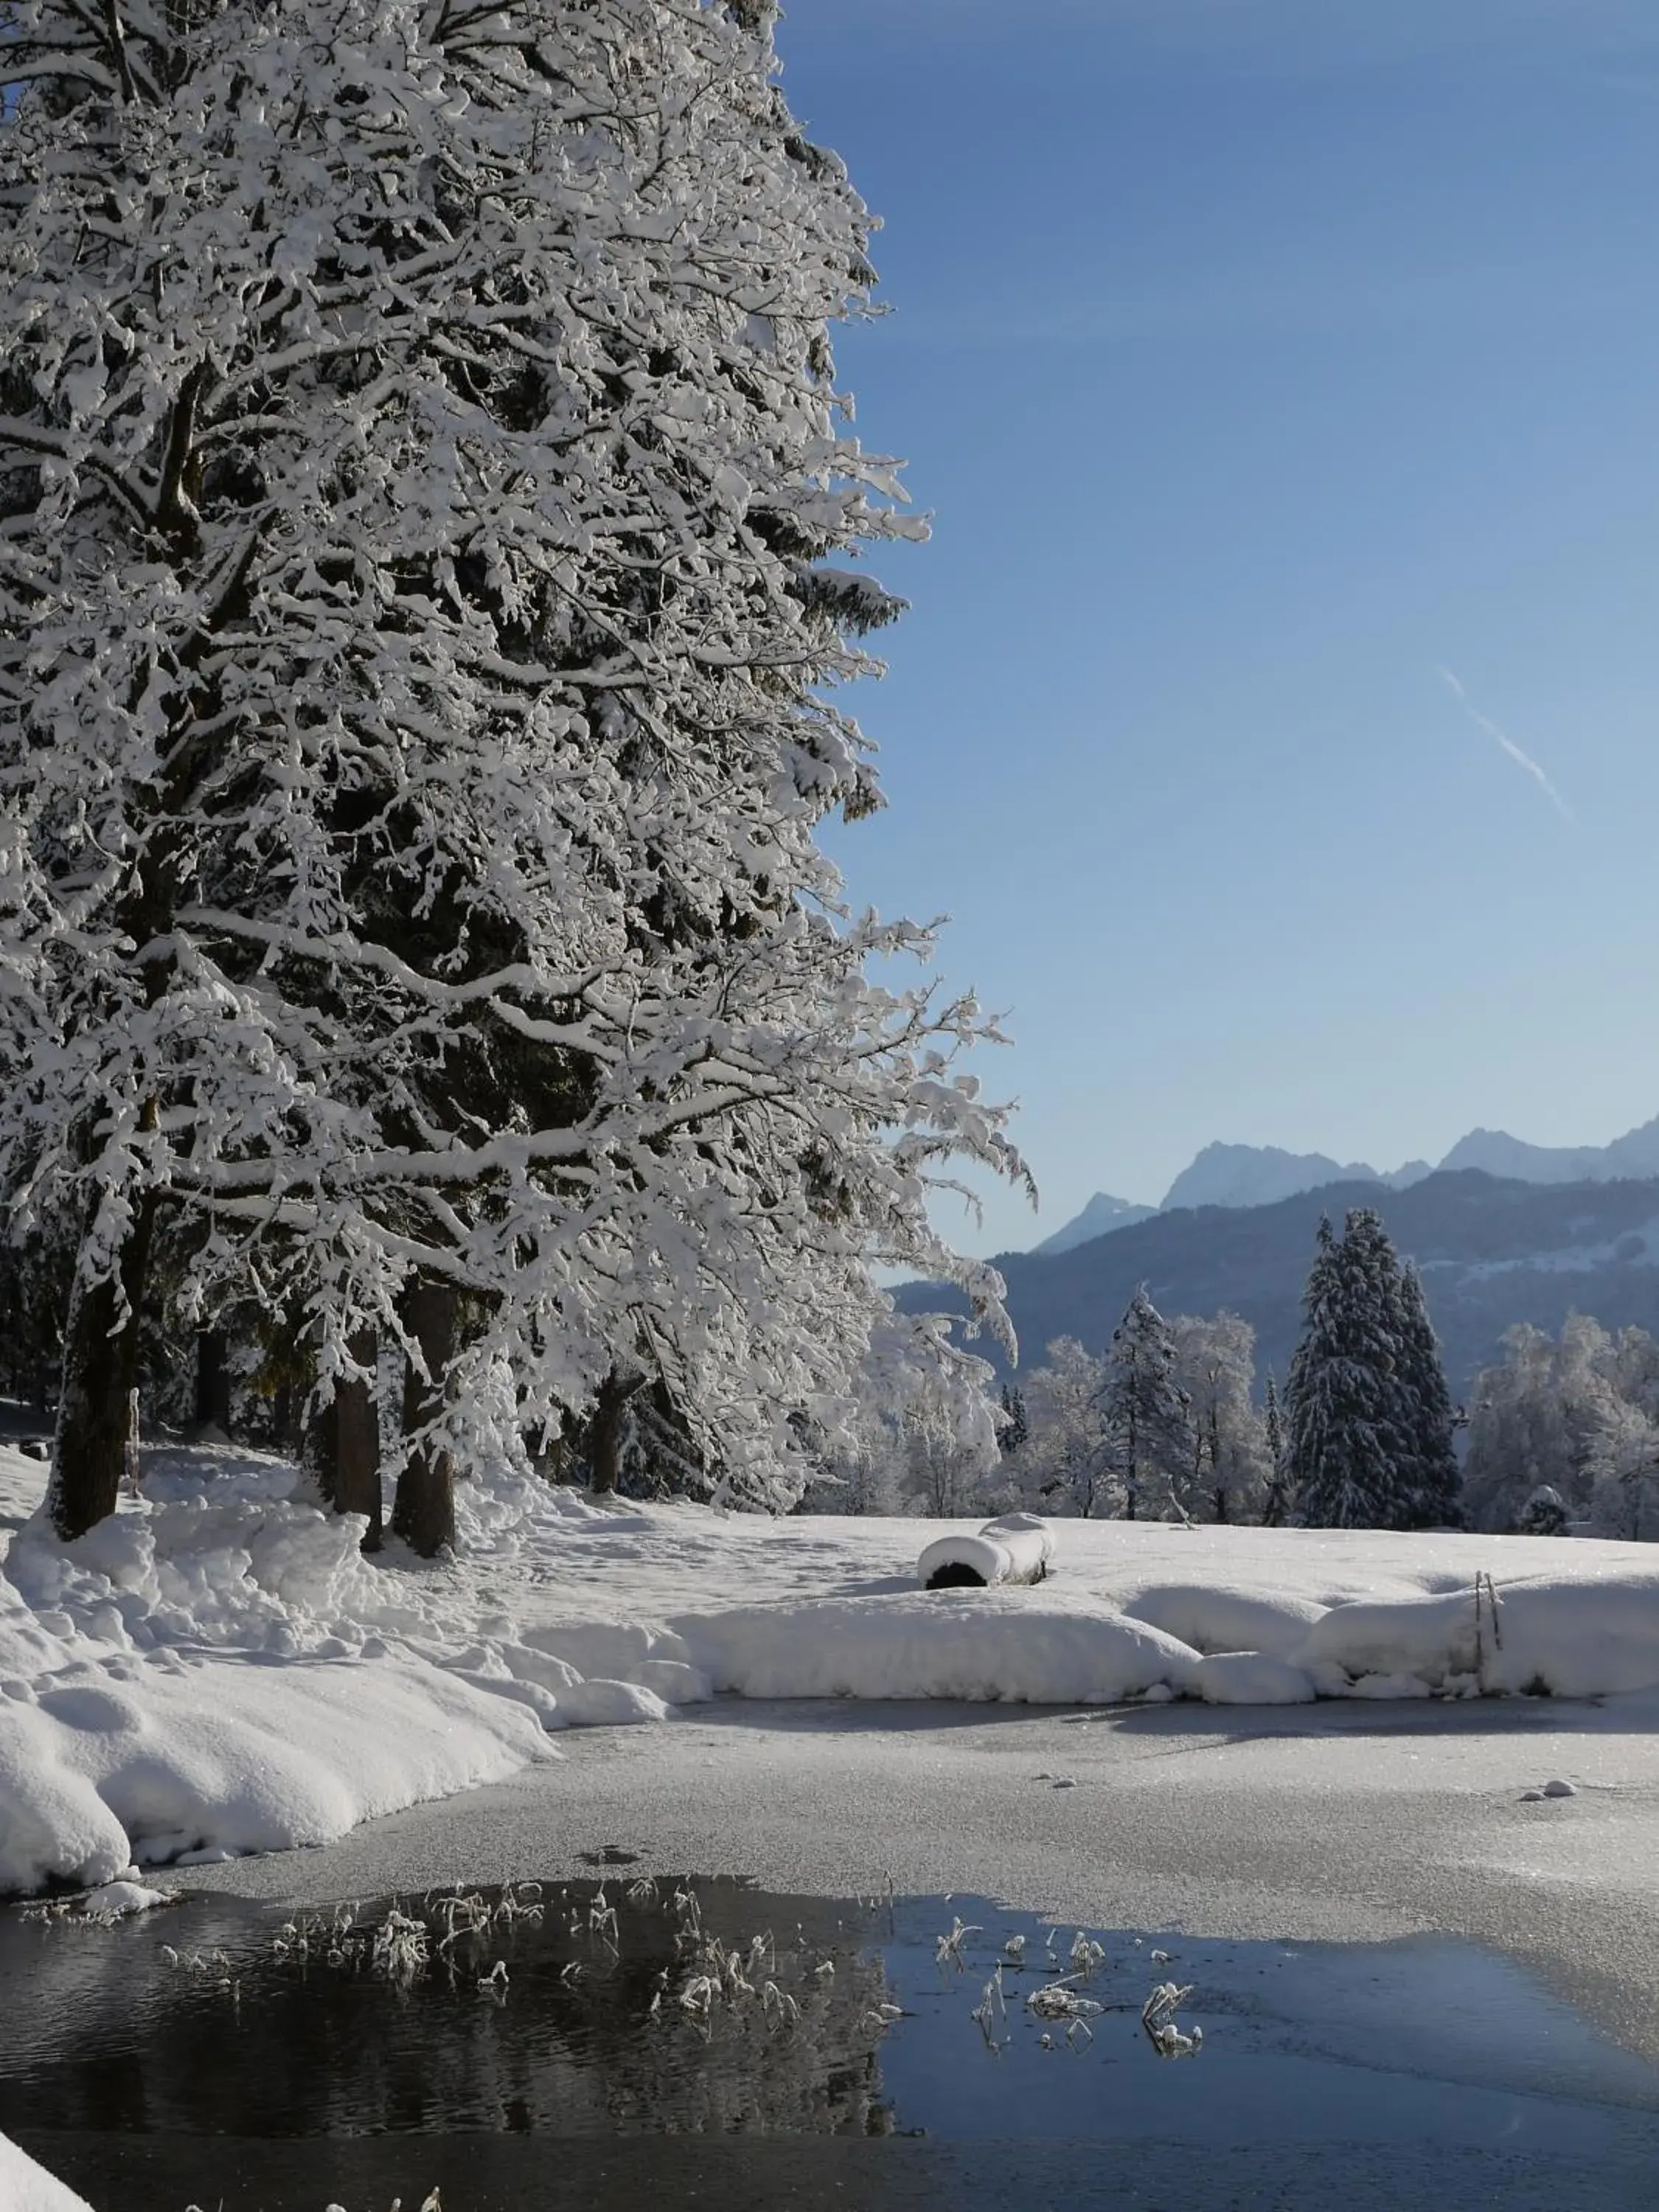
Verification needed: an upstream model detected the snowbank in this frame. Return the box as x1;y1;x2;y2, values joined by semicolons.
0;1571;554;1892
675;1590;1200;1704
0;2129;94;2212
1293;1569;1659;1699
11;1442;1659;1901
0;1444;706;1896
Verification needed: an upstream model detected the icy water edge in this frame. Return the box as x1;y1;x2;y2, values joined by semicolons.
5;1877;1659;2210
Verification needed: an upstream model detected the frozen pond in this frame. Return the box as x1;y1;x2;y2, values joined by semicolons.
7;1877;1659;2209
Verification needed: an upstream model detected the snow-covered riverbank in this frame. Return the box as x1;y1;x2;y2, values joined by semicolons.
6;1439;1659;1896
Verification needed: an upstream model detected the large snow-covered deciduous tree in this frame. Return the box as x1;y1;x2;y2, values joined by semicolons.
0;0;1024;1542
1014;1335;1110;1517
1464;1315;1659;1536
1169;1310;1267;1524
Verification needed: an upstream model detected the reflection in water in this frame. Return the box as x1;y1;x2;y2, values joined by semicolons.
0;1877;897;2140
10;1881;1659;2211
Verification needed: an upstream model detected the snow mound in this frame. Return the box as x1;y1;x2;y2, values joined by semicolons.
1124;1585;1326;1659
72;1877;173;1920
0;2129;94;2212
7;1448;422;1656
1288;1569;1659;1698
672;1591;1201;1705
0;1584;554;1893
0;1447;709;1897
1192;1651;1315;1705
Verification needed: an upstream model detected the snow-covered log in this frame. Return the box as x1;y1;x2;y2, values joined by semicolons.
919;1512;1054;1590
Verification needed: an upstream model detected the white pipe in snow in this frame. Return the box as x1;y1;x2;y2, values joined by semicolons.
917;1512;1054;1590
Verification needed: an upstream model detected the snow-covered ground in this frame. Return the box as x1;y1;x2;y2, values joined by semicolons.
6;1438;1659;1897
0;2127;94;2212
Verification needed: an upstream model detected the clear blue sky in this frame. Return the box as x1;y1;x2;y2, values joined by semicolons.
779;0;1659;1256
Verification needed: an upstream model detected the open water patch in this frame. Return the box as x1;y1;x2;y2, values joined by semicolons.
5;1878;1659;2210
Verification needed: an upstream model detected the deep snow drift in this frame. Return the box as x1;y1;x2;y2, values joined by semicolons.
5;1439;1659;1897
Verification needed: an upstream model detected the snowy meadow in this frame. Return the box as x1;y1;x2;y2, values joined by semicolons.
5;1436;1658;1904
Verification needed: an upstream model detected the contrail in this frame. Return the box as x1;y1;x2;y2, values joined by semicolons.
1437;667;1573;822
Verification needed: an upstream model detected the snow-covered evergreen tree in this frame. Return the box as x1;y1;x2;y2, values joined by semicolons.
1286;1206;1456;1532
1260;1368;1290;1526
998;1382;1029;1458
1286;1214;1402;1528
0;0;1024;1541
1388;1260;1461;1528
1517;1484;1568;1537
1099;1287;1192;1521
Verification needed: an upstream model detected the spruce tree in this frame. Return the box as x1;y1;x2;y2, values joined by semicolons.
1388;1262;1462;1528
1286;1214;1402;1528
998;1383;1029;1457
1099;1287;1193;1521
1260;1369;1290;1527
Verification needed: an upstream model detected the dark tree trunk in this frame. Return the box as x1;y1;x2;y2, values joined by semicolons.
393;1285;456;1557
309;1329;383;1551
49;1193;159;1540
588;1370;644;1495
193;1329;232;1433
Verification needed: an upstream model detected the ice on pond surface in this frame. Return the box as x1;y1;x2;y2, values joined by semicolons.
7;1879;1659;2209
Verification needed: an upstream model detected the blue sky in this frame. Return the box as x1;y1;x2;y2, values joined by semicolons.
779;0;1659;1256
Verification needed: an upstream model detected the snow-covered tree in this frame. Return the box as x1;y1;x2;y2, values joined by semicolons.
1285;1207;1458;1531
1260;1368;1290;1527
1169;1310;1267;1523
1583;1399;1659;1540
1461;1314;1653;1532
1462;1324;1576;1531
0;0;1025;1543
1388;1259;1461;1528
1517;1484;1568;1537
1099;1287;1192;1521
1017;1335;1110;1517
1286;1214;1402;1528
998;1382;1029;1458
793;1316;1000;1517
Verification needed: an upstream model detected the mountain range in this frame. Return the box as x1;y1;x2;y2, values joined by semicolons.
899;1169;1659;1396
1040;1112;1659;1250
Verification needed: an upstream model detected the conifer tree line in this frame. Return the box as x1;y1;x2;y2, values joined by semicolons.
800;1207;1659;1540
0;0;1026;1548
846;1207;1464;1529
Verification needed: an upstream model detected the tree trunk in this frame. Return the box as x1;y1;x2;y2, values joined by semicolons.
193;1329;232;1433
49;1194;159;1540
310;1329;383;1551
588;1370;643;1495
393;1285;456;1557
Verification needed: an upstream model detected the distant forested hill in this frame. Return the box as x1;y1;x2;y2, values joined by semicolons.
899;1171;1659;1394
